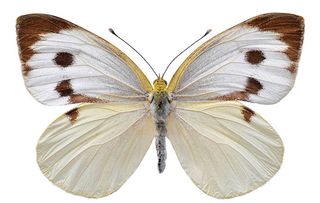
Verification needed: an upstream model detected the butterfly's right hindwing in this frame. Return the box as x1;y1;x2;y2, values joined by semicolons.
16;14;152;105
37;103;155;198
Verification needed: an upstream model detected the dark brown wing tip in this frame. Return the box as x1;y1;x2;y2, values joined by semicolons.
16;14;76;76
16;14;33;26
16;14;61;30
16;13;76;33
246;13;304;27
245;13;304;62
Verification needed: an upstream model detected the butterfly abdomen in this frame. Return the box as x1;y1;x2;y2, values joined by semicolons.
150;91;170;173
155;120;167;173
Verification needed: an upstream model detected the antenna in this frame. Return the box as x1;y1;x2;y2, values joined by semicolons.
162;29;211;78
109;28;159;78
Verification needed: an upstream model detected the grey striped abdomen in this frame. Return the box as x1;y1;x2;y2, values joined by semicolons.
150;91;170;173
156;120;167;173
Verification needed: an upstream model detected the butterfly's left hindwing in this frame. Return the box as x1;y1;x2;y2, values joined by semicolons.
167;101;283;198
168;13;304;104
16;14;152;105
37;103;155;198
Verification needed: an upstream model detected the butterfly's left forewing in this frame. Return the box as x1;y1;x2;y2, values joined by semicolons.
168;13;304;104
16;14;152;105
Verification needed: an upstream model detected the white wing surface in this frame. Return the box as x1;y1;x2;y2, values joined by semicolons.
37;103;155;198
16;14;152;105
167;101;283;198
168;13;304;104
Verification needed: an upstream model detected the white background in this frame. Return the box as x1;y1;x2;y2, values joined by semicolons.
0;0;319;202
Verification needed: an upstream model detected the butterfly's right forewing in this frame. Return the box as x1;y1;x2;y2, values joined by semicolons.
16;14;152;105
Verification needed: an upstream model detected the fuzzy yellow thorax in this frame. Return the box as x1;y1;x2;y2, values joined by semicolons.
153;79;167;92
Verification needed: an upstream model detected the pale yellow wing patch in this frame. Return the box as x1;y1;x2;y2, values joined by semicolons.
167;101;283;198
37;102;155;198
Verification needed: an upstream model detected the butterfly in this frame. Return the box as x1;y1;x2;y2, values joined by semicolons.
16;13;304;199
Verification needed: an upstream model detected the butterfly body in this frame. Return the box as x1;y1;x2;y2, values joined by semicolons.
150;79;171;172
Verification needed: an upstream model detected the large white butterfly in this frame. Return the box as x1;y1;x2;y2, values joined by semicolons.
16;13;304;198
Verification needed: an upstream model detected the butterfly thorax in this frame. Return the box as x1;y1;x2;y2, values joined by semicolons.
153;78;167;92
150;79;171;173
150;78;170;121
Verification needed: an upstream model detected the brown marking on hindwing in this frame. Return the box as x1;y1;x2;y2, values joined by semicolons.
246;13;304;62
53;52;74;67
241;106;255;122
246;77;263;94
16;14;76;75
245;50;265;65
65;108;79;123
55;80;73;97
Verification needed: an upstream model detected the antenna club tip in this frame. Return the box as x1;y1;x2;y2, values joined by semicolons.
206;29;212;35
108;28;116;35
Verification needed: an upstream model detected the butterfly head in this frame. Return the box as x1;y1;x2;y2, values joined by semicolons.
153;78;167;92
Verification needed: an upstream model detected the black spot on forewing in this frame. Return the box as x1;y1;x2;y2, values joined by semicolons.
55;80;73;97
214;78;263;101
246;77;263;94
53;52;74;67
245;50;265;65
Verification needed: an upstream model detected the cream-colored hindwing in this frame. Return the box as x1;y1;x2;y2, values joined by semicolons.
167;101;283;198
37;103;155;198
